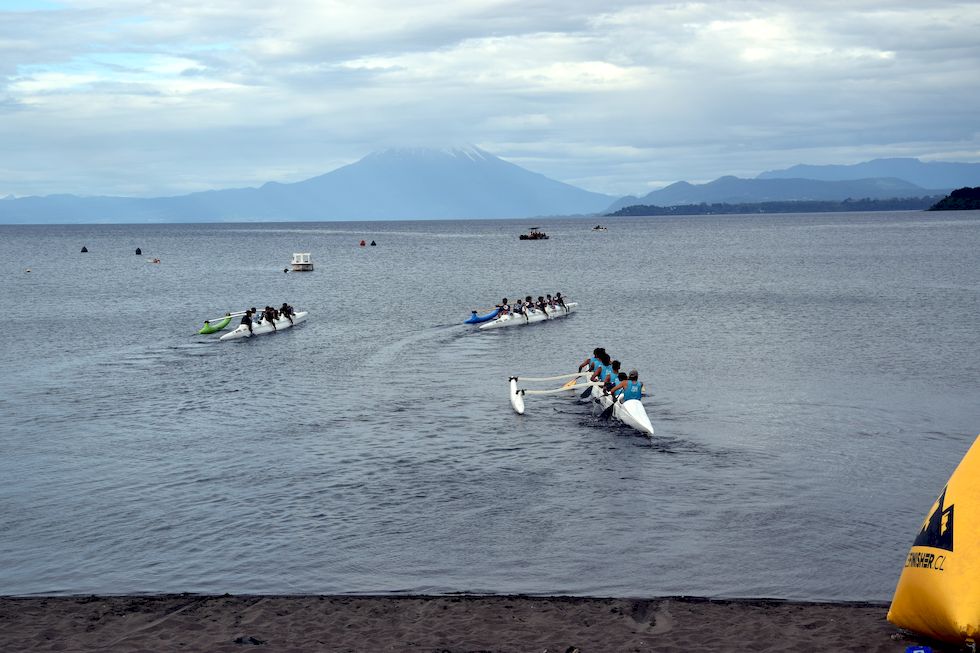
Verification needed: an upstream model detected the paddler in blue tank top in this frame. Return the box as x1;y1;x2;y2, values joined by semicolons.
603;360;622;390
589;352;612;385
610;369;644;401
578;347;606;373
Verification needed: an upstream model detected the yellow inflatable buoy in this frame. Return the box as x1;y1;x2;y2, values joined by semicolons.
888;434;980;645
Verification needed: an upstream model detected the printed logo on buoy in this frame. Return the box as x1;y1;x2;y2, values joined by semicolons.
912;488;954;552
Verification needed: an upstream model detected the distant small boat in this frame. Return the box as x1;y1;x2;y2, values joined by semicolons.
519;227;549;240
591;224;608;231
291;252;313;272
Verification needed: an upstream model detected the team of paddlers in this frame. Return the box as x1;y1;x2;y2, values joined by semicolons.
578;347;645;402
240;303;295;334
495;292;567;317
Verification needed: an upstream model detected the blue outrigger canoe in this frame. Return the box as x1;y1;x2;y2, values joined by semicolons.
464;307;501;324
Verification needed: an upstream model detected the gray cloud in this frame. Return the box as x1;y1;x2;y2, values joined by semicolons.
1;0;978;198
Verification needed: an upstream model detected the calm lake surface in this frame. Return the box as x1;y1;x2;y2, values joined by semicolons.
1;211;979;600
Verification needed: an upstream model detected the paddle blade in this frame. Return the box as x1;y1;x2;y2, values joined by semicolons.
579;385;593;399
562;378;578;389
599;402;615;420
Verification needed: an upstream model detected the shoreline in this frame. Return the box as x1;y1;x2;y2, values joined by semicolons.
0;593;946;652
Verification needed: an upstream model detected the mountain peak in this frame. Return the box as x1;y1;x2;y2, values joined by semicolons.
364;145;495;163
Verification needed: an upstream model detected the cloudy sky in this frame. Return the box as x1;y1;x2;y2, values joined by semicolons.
1;0;978;198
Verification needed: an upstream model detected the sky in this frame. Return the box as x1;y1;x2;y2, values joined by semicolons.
1;0;979;198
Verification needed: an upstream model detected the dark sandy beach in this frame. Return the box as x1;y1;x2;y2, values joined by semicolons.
0;594;950;652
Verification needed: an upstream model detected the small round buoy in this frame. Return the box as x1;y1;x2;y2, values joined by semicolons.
359;240;366;247
283;268;289;273
135;247;142;255
370;240;376;246
80;246;88;253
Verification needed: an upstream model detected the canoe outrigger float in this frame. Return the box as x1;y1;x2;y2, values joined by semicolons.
478;302;578;330
464;307;501;324
199;315;233;334
219;311;308;341
508;371;654;436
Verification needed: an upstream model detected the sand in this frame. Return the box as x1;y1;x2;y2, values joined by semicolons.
0;594;948;652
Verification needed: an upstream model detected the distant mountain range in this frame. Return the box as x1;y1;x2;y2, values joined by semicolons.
0;151;976;224
606;175;948;212
0;147;613;224
757;158;980;188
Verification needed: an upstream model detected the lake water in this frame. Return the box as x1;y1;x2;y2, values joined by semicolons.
1;211;979;601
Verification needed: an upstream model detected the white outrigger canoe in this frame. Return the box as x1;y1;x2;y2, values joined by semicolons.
508;372;654;436
219;311;308;341
478;302;578;330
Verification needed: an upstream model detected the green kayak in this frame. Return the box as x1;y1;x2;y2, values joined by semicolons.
199;315;232;334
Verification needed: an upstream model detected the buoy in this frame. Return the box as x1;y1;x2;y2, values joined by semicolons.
80;246;88;253
888;433;980;644
359;240;366;247
135;247;142;255
283;268;289;273
370;240;377;246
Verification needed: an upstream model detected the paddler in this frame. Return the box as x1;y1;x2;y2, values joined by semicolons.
263;306;278;330
241;309;254;335
524;295;540;316
496;298;511;315
536;295;549;316
578;347;606;374
513;298;527;320
280;302;294;325
554;292;567;311
591;355;620;390
610;369;645;402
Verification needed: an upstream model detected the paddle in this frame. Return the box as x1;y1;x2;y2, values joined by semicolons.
599;392;618;420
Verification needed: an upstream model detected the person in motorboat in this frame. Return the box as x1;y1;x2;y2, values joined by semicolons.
610;369;644;402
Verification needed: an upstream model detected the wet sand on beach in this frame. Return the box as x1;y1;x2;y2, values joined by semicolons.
0;594;949;652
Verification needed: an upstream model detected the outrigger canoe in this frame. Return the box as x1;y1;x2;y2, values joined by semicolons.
478;303;577;330
219;311;308;341
508;372;654;437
